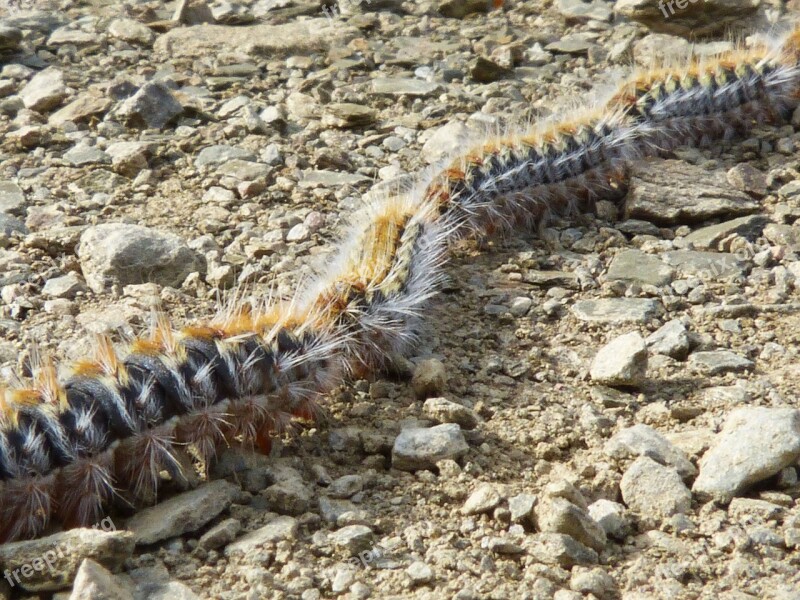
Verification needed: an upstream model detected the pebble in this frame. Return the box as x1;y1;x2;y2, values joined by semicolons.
197;518;242;551
107;18;155;45
605;424;697;480
461;483;502;515
572;298;661;324
0;24;22;51
587;499;629;540
263;477;313;514
225;516;299;555
605;249;674;287
421;121;471;163
42;272;87;298
534;496;607;552
195;144;257;168
527;533;598;568
392;423;468;471
620;457;692;519
693;407;800;503
47;91;112;127
0;181;25;215
0;213;29;236
19;68;68;112
78;223;205;293
422;397;479;429
558;0;613;22
126;480;240;545
411;358;447;399
68;559;133;600
329;525;375;556
286;223;311;242
688;351;754;376
371;78;442;97
105;141;150;176
406;561;434;586
116;82;183;129
589;332;648;387
64;144;111;166
615;0;760;37
0;528;134;592
625;160;759;225
645;320;690;360
328;475;364;499
569;567;616;598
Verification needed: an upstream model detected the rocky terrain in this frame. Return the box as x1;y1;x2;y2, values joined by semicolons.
1;0;800;598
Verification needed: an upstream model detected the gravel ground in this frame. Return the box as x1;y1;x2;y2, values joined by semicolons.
2;0;800;599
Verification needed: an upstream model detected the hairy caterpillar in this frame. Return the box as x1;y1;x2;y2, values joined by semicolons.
0;22;798;543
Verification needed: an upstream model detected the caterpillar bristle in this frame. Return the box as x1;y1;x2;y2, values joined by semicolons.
0;21;799;542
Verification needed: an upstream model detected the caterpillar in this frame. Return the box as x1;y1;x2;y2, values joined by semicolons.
0;21;799;544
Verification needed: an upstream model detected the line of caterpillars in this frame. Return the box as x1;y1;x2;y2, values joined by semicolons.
0;23;798;542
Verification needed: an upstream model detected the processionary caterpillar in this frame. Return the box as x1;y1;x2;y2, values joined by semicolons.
0;21;798;542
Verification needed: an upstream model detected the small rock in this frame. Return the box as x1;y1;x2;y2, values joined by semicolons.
423;397;479;429
42;272;87;299
108;18;155;45
64;144;111;166
330;525;374;556
606;249;674;287
371;78;441;97
0;181;25;215
195;145;256;168
19;68;68;112
620;456;692;519
116;82;183;129
0;528;134;592
392;423;468;471
225;516;299;555
688;351;753;376
645;319;690;360
421;121;471;163
569;567;616;598
286;223;310;242
0;24;22;51
469;56;512;83
328;475;364;499
558;0;612;21
78;223;205;293
587;499;629;540
0;213;29;236
436;0;494;18
461;483;502;515
527;533;598;568
68;559;133;600
625;160;759;225
726;164;768;197
126;480;240;544
197;518;241;551
693;407;800;503
615;0;760;37
263;478;313;515
49;93;112;126
105;142;150;177
572;298;661;324
534;497;607;551
411;358;447;399
605;424;697;480
406;561;434;585
509;493;538;525
589;332;648;387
